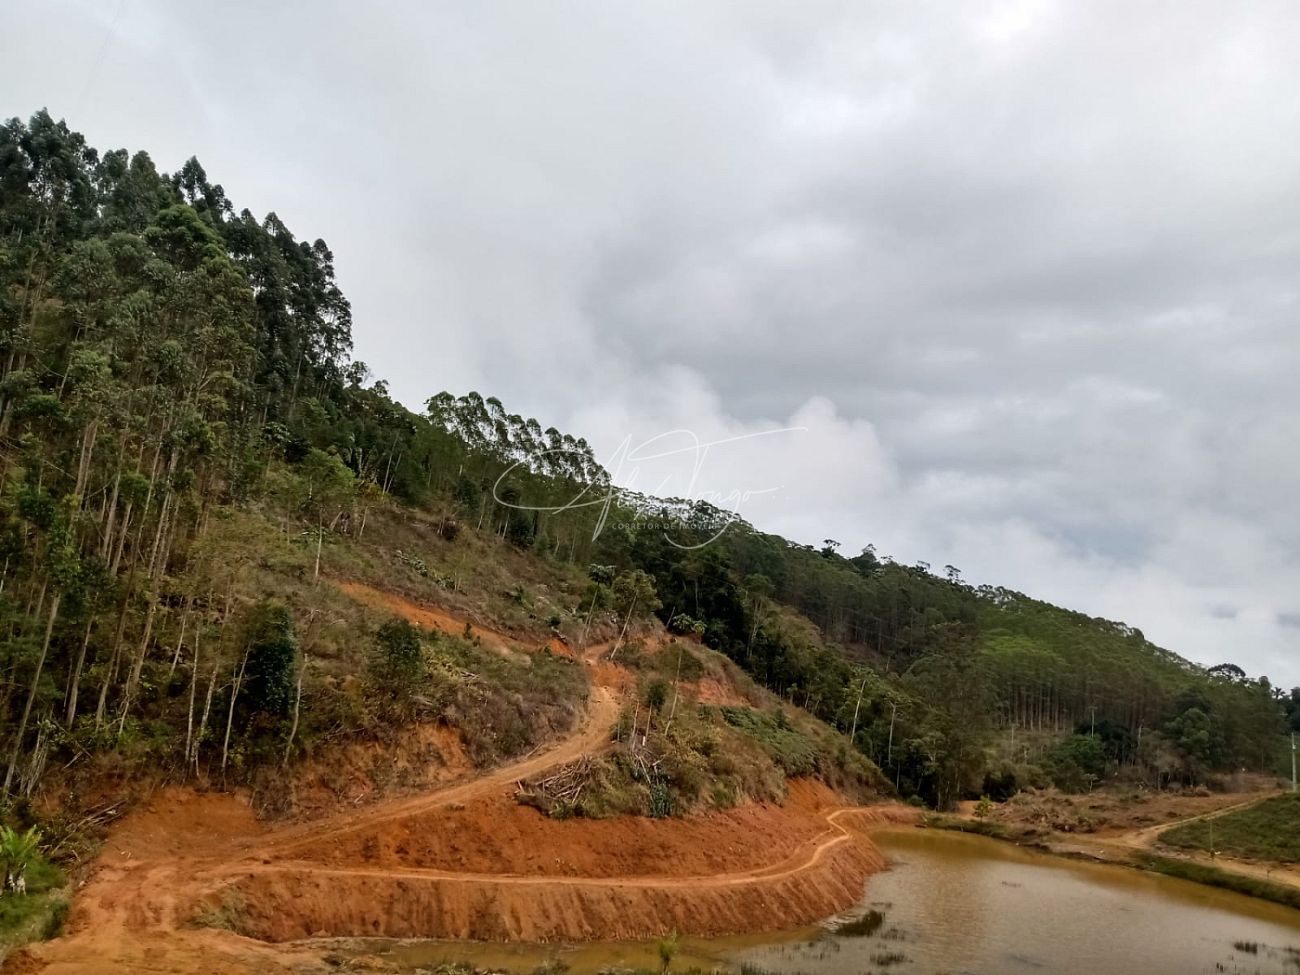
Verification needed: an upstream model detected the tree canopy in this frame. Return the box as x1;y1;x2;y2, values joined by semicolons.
0;110;1288;809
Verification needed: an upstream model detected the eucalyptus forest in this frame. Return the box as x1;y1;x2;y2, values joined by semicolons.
0;108;1293;822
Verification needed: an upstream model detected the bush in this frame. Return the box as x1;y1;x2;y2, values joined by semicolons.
243;602;298;718
648;782;675;818
657;932;679;973
1045;734;1105;792
191;889;249;932
668;614;706;637
0;825;42;894
40;898;69;939
646;679;669;714
719;706;818;776
652;643;706;682
370;617;426;693
0;846;66;949
981;763;1019;801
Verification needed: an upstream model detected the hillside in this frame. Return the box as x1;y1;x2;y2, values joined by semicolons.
0;109;1293;964
6;519;907;973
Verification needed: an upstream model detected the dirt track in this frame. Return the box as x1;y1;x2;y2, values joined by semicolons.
8;583;909;974
1048;793;1300;891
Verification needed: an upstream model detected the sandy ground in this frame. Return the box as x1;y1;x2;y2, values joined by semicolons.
7;583;912;975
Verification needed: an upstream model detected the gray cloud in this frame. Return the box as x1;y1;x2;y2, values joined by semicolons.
4;0;1298;683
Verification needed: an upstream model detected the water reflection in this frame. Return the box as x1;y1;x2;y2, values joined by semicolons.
334;828;1300;975
734;829;1300;975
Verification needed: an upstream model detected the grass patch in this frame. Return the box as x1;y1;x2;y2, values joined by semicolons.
718;707;818;776
191;889;249;933
523;694;863;819
1159;794;1300;863
645;643;707;682
0;856;69;952
435;633;589;765
924;813;1013;840
1136;854;1300;911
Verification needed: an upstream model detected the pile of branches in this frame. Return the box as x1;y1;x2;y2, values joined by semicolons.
516;756;598;816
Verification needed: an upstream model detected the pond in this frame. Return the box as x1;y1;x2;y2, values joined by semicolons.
338;828;1300;975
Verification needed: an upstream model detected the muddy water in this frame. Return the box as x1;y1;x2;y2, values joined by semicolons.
336;829;1300;974
735;829;1300;975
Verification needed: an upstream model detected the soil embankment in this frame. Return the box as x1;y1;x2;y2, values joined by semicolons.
9;583;913;974
231;803;914;943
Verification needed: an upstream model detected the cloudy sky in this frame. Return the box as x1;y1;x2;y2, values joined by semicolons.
4;1;1299;684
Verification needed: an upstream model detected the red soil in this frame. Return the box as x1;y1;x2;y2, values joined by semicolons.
8;583;914;975
283;719;474;817
335;579;528;658
287;778;843;878
691;675;752;707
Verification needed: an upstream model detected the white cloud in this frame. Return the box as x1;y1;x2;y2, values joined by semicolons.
5;0;1299;684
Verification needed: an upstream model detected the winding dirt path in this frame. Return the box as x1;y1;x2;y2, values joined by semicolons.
240;807;880;890
9;583;908;974
1027;792;1300;894
256;658;620;856
1113;794;1277;851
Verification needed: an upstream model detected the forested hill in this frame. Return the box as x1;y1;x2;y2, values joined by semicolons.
0;110;1293;812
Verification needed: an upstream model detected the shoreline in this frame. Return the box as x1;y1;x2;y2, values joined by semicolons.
924;812;1300;912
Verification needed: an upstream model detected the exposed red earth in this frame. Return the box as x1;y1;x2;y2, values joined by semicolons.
8;583;913;975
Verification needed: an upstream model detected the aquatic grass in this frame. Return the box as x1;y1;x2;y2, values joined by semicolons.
833;910;885;938
870;951;909;967
1136;854;1300;911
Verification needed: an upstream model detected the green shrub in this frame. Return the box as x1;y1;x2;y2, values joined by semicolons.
0;825;43;894
0;846;67;950
370;617;426;693
243;602;298;718
648;782;675;819
1045;734;1105;792
657;932;679;973
646;680;669;714
719;706;818;776
40;897;68;939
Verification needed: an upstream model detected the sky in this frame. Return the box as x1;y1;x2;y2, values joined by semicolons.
3;1;1299;685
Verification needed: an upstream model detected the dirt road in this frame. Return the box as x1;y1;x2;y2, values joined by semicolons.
1048;793;1300;892
9;583;908;974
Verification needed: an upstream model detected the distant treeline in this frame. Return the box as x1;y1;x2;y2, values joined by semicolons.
0;110;1291;808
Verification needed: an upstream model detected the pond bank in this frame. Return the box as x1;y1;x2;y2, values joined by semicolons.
324;828;1300;975
927;807;1300;912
